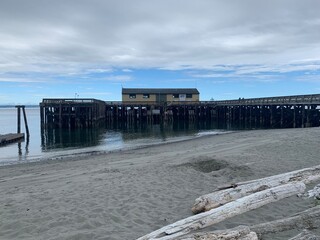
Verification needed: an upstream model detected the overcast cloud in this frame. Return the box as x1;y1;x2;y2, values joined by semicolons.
1;0;320;74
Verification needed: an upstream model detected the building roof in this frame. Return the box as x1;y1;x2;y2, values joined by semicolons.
122;88;199;94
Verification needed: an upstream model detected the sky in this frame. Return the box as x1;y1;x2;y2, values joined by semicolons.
0;0;320;105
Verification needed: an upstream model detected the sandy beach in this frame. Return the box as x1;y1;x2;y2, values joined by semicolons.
1;127;320;240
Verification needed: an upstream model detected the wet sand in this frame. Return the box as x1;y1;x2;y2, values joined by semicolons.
1;127;320;239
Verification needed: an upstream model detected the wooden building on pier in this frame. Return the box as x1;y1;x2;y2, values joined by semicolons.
122;88;200;104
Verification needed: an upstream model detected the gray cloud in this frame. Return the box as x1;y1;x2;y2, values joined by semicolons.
0;0;320;74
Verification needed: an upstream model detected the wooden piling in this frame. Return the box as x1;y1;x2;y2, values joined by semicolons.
22;106;30;138
16;106;21;133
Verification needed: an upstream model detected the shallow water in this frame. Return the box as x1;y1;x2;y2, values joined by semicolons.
0;107;229;165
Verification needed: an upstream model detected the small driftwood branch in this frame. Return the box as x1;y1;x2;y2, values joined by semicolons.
137;182;305;240
192;165;320;214
289;230;320;240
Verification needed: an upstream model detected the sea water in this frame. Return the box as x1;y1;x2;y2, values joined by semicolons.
0;107;228;165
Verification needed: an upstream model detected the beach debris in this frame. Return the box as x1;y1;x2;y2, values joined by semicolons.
298;184;320;200
137;182;305;240
140;205;320;240
192;165;320;214
250;205;320;236
165;206;320;240
288;230;320;240
177;226;258;240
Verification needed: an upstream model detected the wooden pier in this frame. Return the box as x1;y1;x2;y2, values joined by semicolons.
40;99;106;129
213;94;320;129
105;94;320;129
40;94;320;130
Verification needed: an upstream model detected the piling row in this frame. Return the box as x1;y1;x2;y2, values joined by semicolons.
40;94;320;130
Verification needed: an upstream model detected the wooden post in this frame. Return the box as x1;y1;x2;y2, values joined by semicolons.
40;106;44;128
59;104;62;128
302;105;305;128
22;106;30;138
293;105;296;128
16;106;21;133
260;106;263;127
306;105;310;127
270;106;273;127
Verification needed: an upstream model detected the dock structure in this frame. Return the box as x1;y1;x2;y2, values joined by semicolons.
0;133;25;146
105;101;215;126
40;99;106;129
15;105;30;137
213;94;320;129
105;94;320;129
40;93;320;130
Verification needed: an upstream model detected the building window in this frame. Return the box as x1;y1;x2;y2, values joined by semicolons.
173;94;179;98
186;94;192;98
143;94;150;99
129;94;136;99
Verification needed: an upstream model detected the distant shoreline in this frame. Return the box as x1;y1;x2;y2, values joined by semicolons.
0;105;39;108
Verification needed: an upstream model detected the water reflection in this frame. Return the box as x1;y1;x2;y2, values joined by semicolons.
41;127;106;151
40;120;240;152
17;137;29;161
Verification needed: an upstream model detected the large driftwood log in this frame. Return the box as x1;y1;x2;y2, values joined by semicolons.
192;165;320;213
179;226;258;240
174;206;320;240
137;182;305;240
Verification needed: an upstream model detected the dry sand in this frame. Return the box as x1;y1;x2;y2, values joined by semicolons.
1;127;320;240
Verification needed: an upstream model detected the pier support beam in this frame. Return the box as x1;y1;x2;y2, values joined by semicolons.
16;106;21;133
15;105;29;138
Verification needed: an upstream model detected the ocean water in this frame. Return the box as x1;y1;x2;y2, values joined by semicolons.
0;107;228;165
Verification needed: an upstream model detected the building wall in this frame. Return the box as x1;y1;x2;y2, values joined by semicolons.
122;93;199;102
122;94;157;102
166;94;199;102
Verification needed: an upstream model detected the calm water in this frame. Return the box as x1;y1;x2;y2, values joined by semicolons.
0;107;228;165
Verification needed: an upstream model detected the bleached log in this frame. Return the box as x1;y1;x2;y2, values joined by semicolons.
176;206;320;240
288;230;320;240
251;205;320;235
137;182;305;240
192;165;320;213
179;226;258;240
298;184;320;200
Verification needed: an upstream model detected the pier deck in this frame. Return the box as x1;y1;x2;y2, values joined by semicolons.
0;133;25;146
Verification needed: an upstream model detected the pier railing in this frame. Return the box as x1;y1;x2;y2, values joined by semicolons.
42;98;105;104
105;94;320;107
214;94;320;106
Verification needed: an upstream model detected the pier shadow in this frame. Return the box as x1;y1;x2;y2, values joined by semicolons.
41;127;106;151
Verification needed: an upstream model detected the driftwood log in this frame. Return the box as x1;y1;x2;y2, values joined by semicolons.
179;226;258;240
173;206;320;240
192;165;320;214
251;205;320;236
137;182;305;240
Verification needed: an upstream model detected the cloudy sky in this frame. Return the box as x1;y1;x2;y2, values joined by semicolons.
0;0;320;104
